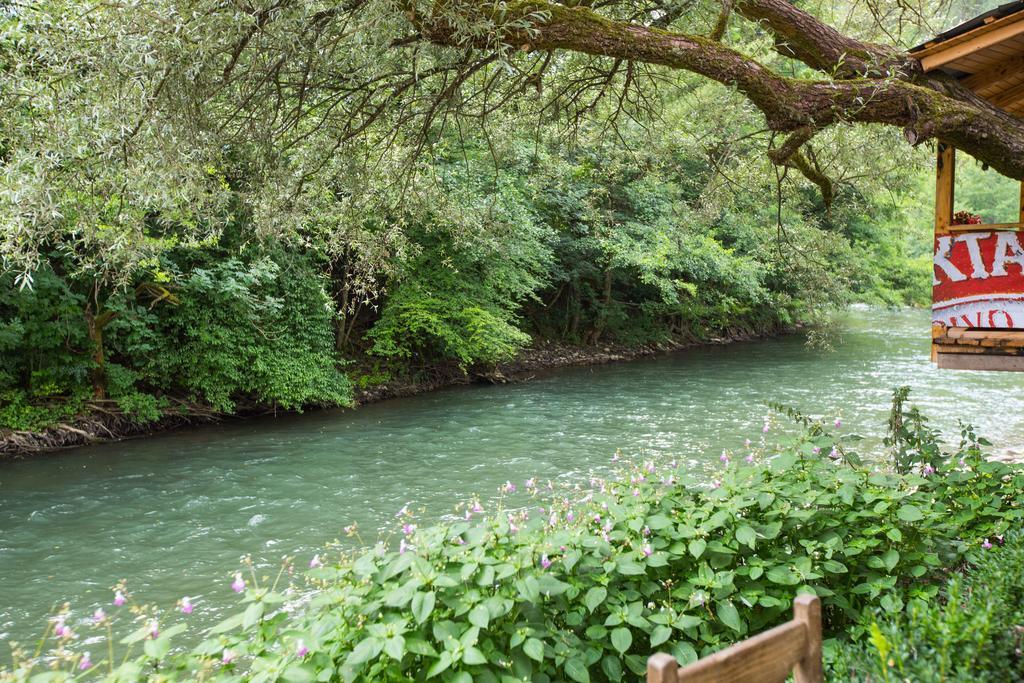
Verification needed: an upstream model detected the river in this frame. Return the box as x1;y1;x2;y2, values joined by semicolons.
2;307;1024;652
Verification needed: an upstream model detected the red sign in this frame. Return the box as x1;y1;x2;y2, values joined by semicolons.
933;230;1024;328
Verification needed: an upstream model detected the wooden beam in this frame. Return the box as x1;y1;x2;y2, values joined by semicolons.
991;80;1024;110
1020;181;1024;224
917;14;1024;71
935;142;955;233
963;54;1024;92
946;221;1024;232
937;353;1024;371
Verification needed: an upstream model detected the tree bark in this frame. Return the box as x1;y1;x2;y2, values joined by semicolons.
420;1;1024;180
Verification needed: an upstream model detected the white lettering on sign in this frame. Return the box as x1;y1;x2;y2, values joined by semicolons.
933;235;967;285
990;232;1024;278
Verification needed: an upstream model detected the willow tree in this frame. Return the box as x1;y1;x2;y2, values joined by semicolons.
2;0;1022;278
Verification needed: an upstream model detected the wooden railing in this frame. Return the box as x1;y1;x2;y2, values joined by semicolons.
646;595;823;683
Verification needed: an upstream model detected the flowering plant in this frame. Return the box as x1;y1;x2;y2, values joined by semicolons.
952;210;983;225
3;395;1021;682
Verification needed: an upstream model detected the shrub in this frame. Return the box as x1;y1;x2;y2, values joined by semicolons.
831;532;1024;681
6;401;1022;682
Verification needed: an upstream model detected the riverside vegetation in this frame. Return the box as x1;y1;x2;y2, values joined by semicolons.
5;0;1017;448
4;390;1023;682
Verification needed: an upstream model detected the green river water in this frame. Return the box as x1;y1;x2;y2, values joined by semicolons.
2;307;1024;652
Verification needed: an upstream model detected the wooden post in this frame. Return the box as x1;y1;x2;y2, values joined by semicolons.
647;653;679;683
1019;180;1023;224
793;594;823;683
935;142;955;233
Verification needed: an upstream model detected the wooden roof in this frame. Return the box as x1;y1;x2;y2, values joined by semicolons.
910;1;1024;117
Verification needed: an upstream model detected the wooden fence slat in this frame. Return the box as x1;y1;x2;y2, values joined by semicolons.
648;595;823;683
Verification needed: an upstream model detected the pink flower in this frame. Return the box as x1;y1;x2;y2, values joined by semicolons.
53;619;70;638
92;608;106;624
593;514;601;523
525;478;536;490
923;464;935;476
612;454;619;462
399;539;411;554
548;512;557;526
762;423;770;433
343;523;357;535
113;591;126;607
982;538;993;549
540;554;552;569
567;510;575;522
452;536;465;545
79;653;92;671
472;501;484;513
231;573;246;593
502;481;517;494
180;597;193;614
834;418;842;429
720;452;730;465
645;461;656;474
309;554;323;569
632;488;640;497
745;454;754;465
642;526;651;537
642;544;653;557
829;447;840;459
222;649;236;665
812;447;821;455
149;620;159;639
296;639;309;658
396;505;409;517
402;524;416;536
743;439;751;448
710;480;721;490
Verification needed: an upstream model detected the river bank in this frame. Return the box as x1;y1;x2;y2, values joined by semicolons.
0;322;790;459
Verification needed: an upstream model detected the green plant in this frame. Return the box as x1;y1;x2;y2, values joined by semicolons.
7;402;1021;682
831;532;1024;681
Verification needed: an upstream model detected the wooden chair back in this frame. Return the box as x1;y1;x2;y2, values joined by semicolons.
646;594;823;683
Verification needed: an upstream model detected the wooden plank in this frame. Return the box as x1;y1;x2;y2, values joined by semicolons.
961;330;1024;343
647;653;679;683
937;353;1024;371
934;344;987;354
991;80;1024;109
1020;181;1024;224
946;221;1024;232
935;143;955;233
963;54;1024;92
918;15;1024;71
675;621;807;683
793;595;823;683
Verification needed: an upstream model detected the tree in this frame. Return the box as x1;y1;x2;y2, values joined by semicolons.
4;0;1021;280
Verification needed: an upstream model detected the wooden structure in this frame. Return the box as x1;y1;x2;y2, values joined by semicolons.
910;2;1024;371
646;595;822;683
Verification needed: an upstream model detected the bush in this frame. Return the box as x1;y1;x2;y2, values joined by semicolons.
831;532;1024;681
7;400;1022;682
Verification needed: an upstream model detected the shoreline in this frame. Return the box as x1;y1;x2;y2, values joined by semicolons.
0;323;791;459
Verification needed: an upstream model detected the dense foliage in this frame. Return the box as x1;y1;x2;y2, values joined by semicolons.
833;532;1024;681
5;394;1020;681
0;106;942;434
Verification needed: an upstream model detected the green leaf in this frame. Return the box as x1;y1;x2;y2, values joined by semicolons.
735;525;757;549
650;625;672;647
463;646;488;665
565;657;591;683
346;637;384;668
242;601;264;629
717;601;743;633
688;539;707;559
611;627;633;654
412;591;436;625
585;586;607;613
646;514;673;530
882;548;900;572
468;604;490;628
897;505;924;522
425;651;452;679
523;637;545;662
383;636;405;661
